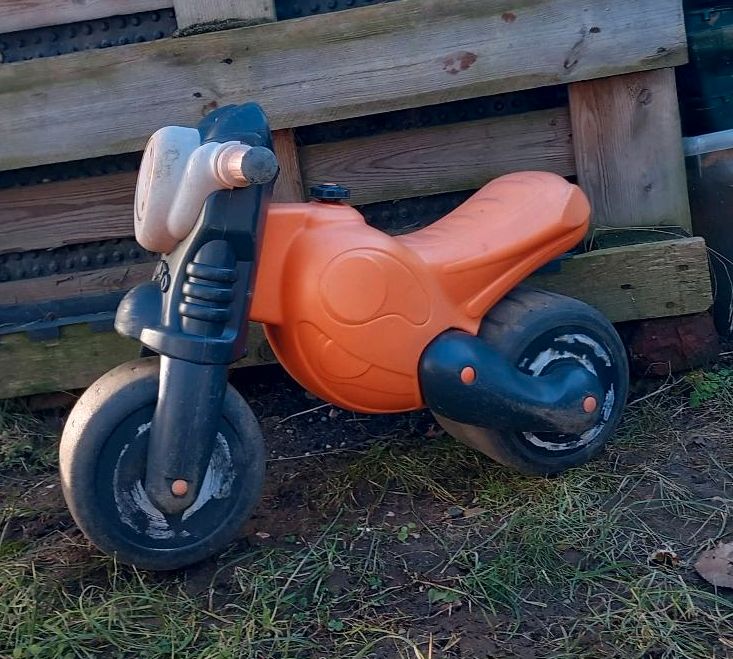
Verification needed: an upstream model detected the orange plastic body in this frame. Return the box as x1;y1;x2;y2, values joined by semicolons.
250;172;590;414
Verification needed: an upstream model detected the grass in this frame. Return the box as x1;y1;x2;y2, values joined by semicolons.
2;373;733;658
0;402;57;474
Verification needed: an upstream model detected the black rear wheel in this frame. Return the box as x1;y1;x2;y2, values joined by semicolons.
60;358;265;570
434;288;628;476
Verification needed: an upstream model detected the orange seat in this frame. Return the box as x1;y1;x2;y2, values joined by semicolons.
396;172;590;270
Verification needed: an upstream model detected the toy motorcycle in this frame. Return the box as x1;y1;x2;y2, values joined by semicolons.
60;103;628;570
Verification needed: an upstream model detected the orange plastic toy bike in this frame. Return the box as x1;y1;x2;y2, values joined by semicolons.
60;103;628;569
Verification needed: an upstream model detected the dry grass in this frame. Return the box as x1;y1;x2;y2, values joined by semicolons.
2;372;733;658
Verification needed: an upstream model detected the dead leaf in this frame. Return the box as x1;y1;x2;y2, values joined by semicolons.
696;542;733;588
461;507;488;519
649;548;680;568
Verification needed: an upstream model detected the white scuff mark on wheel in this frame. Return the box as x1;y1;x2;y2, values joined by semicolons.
129;481;175;539
600;384;615;422
522;340;615;452
113;425;175;540
182;432;235;521
556;334;612;366
114;443;135;529
527;348;598;377
524;383;614;450
114;424;235;537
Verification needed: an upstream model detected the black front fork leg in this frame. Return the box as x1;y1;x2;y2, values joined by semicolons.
145;357;229;514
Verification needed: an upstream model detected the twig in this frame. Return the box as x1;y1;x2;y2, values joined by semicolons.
627;377;684;407
275;403;330;425
266;448;362;463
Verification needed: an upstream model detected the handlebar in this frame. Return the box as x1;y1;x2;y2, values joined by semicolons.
215;144;279;187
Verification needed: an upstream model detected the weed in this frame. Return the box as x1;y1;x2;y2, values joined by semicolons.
687;367;733;408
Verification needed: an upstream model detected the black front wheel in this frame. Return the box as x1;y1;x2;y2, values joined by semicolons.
434;288;629;476
59;358;265;570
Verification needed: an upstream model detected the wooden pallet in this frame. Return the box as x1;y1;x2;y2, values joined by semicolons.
0;0;711;398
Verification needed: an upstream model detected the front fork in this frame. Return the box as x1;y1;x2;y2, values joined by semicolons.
145;358;229;514
114;103;276;515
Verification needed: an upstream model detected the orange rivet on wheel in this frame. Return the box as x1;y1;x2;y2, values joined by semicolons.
460;366;477;385
583;396;598;414
171;479;189;497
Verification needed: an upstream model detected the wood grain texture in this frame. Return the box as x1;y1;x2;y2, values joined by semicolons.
0;321;273;399
301;108;575;206
0;109;568;251
0;263;154;305
0;0;687;169
272;129;305;202
0;0;171;33
0;172;137;255
173;0;275;28
569;68;692;231
531;238;711;322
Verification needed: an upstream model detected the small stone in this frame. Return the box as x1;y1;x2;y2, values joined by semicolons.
339;442;346;447
446;506;464;519
325;444;332;449
255;531;271;540
320;416;327;422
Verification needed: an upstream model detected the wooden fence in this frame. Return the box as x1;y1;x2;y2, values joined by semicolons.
0;0;713;398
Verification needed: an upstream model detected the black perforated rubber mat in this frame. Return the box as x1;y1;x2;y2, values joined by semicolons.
0;9;176;63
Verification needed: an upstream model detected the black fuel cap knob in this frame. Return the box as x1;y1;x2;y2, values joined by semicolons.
310;183;351;201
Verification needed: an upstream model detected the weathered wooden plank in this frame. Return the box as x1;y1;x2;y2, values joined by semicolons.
173;0;275;28
0;237;711;398
569;68;692;231
531;238;711;323
0;0;171;34
0;0;687;169
0;172;137;255
0;321;273;399
301;108;574;206
0;263;154;305
0;109;569;251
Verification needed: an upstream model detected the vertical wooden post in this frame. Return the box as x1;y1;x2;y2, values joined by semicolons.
173;0;276;29
569;68;691;233
272;128;305;202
